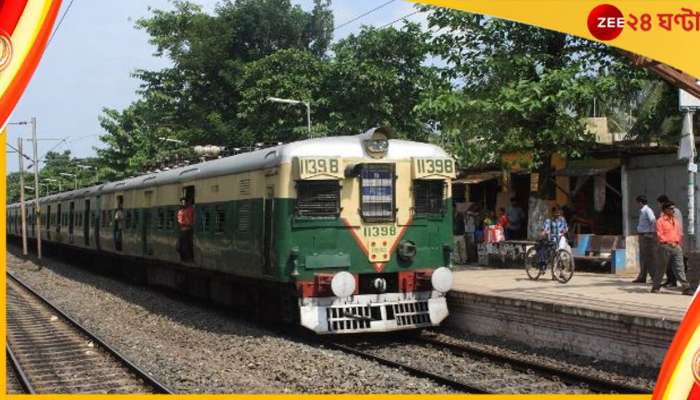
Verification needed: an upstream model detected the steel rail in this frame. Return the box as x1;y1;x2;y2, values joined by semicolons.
7;344;36;394
6;272;174;394
321;340;491;394
416;335;650;394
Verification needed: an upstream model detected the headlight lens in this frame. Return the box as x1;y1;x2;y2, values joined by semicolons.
431;267;453;293
367;139;388;154
331;271;356;298
397;240;417;261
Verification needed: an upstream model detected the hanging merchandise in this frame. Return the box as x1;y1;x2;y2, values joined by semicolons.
594;174;606;212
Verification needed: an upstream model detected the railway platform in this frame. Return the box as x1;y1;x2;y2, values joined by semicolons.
446;266;694;368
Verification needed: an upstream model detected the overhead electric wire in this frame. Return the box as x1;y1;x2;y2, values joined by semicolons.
380;10;421;29
47;0;76;46
333;0;397;32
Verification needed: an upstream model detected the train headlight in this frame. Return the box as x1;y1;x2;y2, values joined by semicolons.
398;240;417;261
431;267;453;293
331;271;356;298
362;127;393;159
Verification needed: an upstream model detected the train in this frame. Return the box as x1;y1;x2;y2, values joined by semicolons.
6;127;457;334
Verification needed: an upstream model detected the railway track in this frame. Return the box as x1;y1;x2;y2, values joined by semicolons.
321;340;490;394
6;272;173;394
414;333;650;394
322;332;651;394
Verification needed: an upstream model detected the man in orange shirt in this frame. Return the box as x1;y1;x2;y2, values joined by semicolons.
177;197;195;262
654;202;689;293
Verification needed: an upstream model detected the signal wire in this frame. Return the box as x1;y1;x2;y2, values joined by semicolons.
334;0;397;32
48;0;77;46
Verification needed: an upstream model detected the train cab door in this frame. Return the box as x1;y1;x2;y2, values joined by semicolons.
84;199;91;246
263;185;275;276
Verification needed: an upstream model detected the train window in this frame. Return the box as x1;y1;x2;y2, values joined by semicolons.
202;208;211;232
166;210;175;230
360;164;395;222
158;208;165;230
238;203;251;232
215;207;225;233
413;180;445;215
126;210;132;229
295;180;340;218
133;210;140;230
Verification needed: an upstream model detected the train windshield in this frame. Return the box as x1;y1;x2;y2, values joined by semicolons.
360;164;395;222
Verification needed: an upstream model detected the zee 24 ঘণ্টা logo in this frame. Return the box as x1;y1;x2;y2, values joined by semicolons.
587;3;700;41
0;29;12;71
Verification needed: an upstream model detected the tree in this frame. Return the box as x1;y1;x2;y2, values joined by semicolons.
96;3;450;173
417;8;650;236
323;23;447;139
236;49;328;143
6;172;32;204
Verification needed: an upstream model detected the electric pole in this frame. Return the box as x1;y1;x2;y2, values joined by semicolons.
30;117;42;259
17;138;28;255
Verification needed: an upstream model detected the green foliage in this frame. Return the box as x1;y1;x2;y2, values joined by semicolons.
323;23;447;139
96;2;443;177
6;150;101;203
416;8;652;191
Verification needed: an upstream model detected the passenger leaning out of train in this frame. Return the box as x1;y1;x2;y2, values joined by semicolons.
113;200;124;251
177;197;195;262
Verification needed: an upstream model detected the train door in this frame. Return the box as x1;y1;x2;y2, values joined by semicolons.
263;185;275;276
46;205;51;241
84;199;91;246
115;194;124;251
56;204;62;235
142;190;153;256
68;202;75;243
95;196;101;251
180;186;195;262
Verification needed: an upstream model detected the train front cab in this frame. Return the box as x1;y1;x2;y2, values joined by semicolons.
290;130;456;334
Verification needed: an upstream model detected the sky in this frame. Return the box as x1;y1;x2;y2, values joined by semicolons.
7;0;428;173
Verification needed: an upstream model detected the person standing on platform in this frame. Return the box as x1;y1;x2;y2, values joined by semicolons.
177;197;195;262
654;202;690;294
453;206;467;265
633;195;656;283
657;195;683;287
506;198;526;240
464;204;479;262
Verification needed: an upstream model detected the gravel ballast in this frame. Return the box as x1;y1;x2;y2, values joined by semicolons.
5;247;656;393
6;250;451;394
348;339;587;394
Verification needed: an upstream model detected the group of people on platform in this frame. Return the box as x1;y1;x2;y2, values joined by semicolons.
453;198;527;264
634;194;694;295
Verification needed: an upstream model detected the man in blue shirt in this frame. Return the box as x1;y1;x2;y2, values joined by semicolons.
543;206;568;244
536;206;568;269
633;195;657;284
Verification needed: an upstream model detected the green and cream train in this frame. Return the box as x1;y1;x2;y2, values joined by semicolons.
7;128;457;334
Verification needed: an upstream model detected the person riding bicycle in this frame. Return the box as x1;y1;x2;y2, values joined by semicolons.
537;205;569;268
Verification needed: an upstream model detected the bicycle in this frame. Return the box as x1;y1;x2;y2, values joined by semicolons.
524;239;575;283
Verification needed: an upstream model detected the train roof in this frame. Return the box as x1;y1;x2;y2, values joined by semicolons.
7;130;449;208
